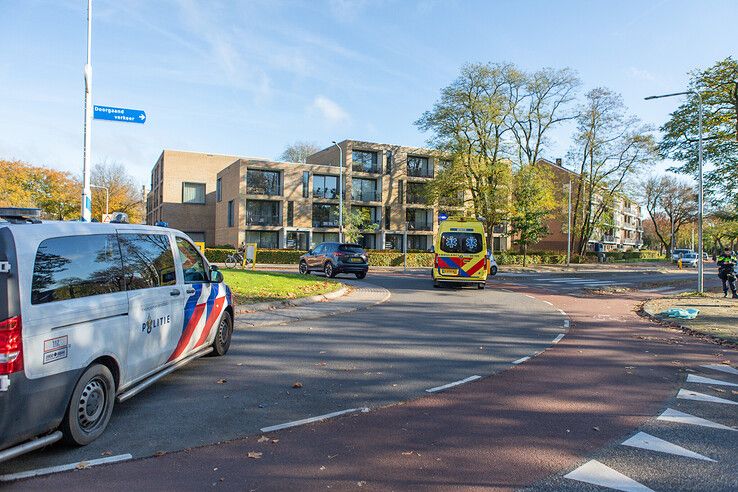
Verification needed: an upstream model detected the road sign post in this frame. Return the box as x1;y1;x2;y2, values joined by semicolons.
93;105;147;124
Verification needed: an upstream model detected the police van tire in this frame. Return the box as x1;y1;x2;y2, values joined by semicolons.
61;364;116;446
211;311;233;356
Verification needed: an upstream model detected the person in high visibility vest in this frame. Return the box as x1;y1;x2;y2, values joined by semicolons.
716;248;737;298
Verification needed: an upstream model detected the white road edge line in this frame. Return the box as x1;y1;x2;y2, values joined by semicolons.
552;333;565;344
542;300;553;306
0;454;133;482
425;375;482;393
557;309;567;316
260;408;370;433
524;294;536;299
513;356;531;365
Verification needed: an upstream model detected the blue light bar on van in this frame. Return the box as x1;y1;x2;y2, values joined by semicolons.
155;221;169;227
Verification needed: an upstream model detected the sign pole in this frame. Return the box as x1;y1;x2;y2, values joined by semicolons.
81;0;93;222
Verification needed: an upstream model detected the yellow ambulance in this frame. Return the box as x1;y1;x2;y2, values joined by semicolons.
432;217;489;289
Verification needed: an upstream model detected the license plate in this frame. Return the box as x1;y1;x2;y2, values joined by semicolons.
349;257;363;263
440;268;458;275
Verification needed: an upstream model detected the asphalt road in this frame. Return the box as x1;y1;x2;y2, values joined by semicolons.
0;272;565;476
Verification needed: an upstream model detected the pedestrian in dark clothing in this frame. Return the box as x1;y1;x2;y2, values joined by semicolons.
717;248;737;298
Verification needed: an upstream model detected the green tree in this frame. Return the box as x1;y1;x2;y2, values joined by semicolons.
659;57;738;210
510;164;556;265
342;206;378;244
568;88;656;255
0;160;78;219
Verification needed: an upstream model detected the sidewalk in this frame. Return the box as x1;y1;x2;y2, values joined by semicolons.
10;286;734;491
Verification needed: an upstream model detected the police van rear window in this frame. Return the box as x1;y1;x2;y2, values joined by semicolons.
32;234;124;304
440;232;483;254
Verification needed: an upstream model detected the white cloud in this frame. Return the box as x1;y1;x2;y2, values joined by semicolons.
310;96;350;125
628;66;656;82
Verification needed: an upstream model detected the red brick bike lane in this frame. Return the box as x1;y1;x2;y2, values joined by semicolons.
9;286;735;491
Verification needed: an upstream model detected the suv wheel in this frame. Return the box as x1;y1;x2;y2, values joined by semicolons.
299;261;308;275
324;262;335;278
355;271;366;279
61;364;115;446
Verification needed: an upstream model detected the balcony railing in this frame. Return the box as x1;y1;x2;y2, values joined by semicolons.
602;234;616;243
246;186;281;196
406;193;430;205
351;190;379;202
407;167;434;178
407;221;433;231
246;214;281;226
313;188;339;199
352;163;380;174
312;219;339;228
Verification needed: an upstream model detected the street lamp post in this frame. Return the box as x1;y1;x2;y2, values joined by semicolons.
81;0;93;222
331;141;344;242
645;90;704;293
90;185;109;219
564;180;572;266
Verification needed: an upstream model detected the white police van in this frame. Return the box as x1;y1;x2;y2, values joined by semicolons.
0;209;234;462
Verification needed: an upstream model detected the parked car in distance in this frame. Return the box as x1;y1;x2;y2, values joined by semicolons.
681;252;699;268
671;248;693;263
488;251;498;276
299;243;368;279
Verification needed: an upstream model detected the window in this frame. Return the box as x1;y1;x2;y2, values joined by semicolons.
440;232;483;254
312;232;339;247
407;156;433;178
356;234;376;250
245;200;281;226
245;231;279;249
351;178;378;202
176;237;208;283
119;234;177;290
352;150;379;173
302;171;309;198
354;206;380;226
312;204;339;227
287;201;294;227
407;235;431;251
385;234;403;250
313;174;339;199
386;151;393;174
183;182;205;204
184;232;205;243
32;234;124;304
246;169;281;196
227;200;234;227
406;209;433;230
398;181;404;203
407;182;428;204
385;206;391;229
216;177;222;202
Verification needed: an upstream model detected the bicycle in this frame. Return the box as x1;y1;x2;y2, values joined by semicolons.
224;251;244;269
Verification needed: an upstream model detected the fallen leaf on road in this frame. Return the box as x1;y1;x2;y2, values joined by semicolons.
247;452;263;459
272;439;279;444
328;454;338;460
100;450;113;456
258;436;270;443
357;481;366;487
320;466;326;470
154;451;167;457
709;386;726;393
292;382;303;388
402;451;413;456
237;363;244;366
75;461;89;470
593;426;600;432
216;379;227;384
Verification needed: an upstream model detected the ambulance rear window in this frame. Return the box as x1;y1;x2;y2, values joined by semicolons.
440;232;483;254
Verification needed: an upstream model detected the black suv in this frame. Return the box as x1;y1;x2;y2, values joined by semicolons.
299;243;368;279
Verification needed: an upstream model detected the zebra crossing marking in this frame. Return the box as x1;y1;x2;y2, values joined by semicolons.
621;431;716;462
564;459;654;492
657;408;737;431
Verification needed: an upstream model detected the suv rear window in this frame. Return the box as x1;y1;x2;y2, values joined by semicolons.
440;232;483;254
32;234;124;304
338;244;364;254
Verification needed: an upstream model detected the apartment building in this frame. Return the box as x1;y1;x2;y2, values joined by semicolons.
147;140;511;251
534;158;644;252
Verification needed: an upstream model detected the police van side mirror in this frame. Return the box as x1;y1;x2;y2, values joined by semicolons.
210;266;223;283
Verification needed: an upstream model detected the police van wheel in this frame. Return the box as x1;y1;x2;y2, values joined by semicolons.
211;311;233;356
299;261;308;275
61;364;115;446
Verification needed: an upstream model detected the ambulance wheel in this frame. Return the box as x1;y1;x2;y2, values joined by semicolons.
477;283;486;290
61;364;115;446
489;265;498;276
211;311;233;356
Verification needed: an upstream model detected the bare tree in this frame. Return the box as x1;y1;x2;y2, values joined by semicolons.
280;141;320;163
643;175;697;253
91;161;144;223
568;88;656;255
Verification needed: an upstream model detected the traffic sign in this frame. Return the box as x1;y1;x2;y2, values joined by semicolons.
438;212;448;221
102;213;113;223
93;105;146;124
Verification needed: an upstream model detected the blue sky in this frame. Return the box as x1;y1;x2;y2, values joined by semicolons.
1;0;735;187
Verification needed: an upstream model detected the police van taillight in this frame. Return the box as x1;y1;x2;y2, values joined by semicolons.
0;316;23;375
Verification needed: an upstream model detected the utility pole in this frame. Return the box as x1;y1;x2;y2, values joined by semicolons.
81;0;93;222
403;221;408;272
566;180;572;266
332;141;343;242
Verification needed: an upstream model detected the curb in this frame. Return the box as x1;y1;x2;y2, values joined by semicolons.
234;284;350;315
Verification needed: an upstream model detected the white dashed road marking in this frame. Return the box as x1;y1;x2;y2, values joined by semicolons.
552;333;565;344
687;374;738;387
677;389;738;405
563;320;570;328
542;300;553;306
621;431;716;462
260;408;369;433
425;375;481;393
512;356;530;365
0;454;133;482
657;408;737;431
557;309;567;316
564;459;654;492
702;364;738;376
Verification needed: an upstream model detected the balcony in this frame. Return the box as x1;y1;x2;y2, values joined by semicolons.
351;190;379;202
352;162;380;174
246;214;281;226
406;193;430;205
407;221;433;231
313;188;340;200
407;168;434;178
312;219;339;228
602;234;617;243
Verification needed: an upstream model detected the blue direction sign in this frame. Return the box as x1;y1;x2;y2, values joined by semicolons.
93;105;146;124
